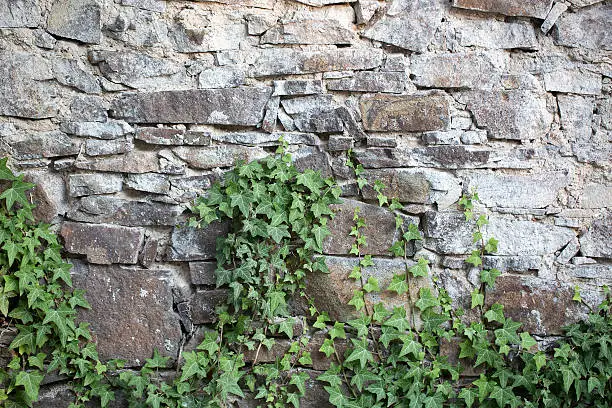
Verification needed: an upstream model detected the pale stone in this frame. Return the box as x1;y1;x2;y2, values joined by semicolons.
167;222;230;261
60;121;134;139
210;132;320;146
68;173;123;197
85;138;133;156
70;95;108;122
580;212;611;259
121;0;166;12
326;72;405;93
171;23;245;53
47;0;101;44
273;80;323;96
261;19;355;45
125;173;170;194
582;183;612;209
198;66;245;89
68;196;181;226
1;129;80;159
0;0;41;27
452;0;553;18
456;19;538;50
74;149;162;174
281;95;335;115
554;3;612;50
543;70;602;95
541;2;568;34
172;145;267;169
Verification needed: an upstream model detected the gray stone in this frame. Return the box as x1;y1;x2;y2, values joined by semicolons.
33;29;57;49
557;95;593;141
71;262;181;365
452;0;553;18
23;170;69;223
110;87;272;125
85;138;133;156
363;0;446;52
582;183;612;209
251;48;383;76
0;1;41;27
167;222;230;261
457;91;553;140
278;108;296;131
360;93;450;132
47;0;101;44
273;80;323;96
327;135;354;151
121;0;166;12
74;149;162;174
326;72;405;93
482;255;543;273
246;13;275;35
465;171;568;209
210;132;319;147
68;173;123;197
293;110;344;133
189;290;228;324
363;168;462;209
171;22;244;53
52;58;101;94
543;70;602;95
566;263;612;280
197;0;275;7
172;145;267;169
355;0;385;24
68;196;181;226
139;236;158;268
61;222;144;264
422;130;462;145
336;106;368;141
90;51;187;90
541;2;568;34
554;3;612;50
262;96;280;133
1;129;80;160
189;262;216;286
125;173;171;194
556;237;580;265
70;95;108;122
291;0;347;5
261;19;355;45
0;52;57;119
281;95;335;115
293;147;333;178
455;19;538;50
460;130;488;145
199;66;245;89
411;52;505;89
580;212;611;259
135;128;212;146
60;121;133;139
367;136;397;147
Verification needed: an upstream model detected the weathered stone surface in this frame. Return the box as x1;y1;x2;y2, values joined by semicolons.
326;72;405;93
452;0;553;18
171;19;243;53
135;128;211;146
482;255;543;273
68;173;123;197
0;1;41;27
125;173;170;194
486;276;585;334
557;94;592;141
61;222;144;264
71;261;181;365
363;168;462;209
580;212;611;259
293;147;333;178
52;58;101;94
306;256;425;322
281;95;335;115
541;2;568;34
465;171;568;209
363;0;445;52
324;199;409;256
1;129;80;160
582;183;612;209
60;121;133;139
199;66;245;89
262;19;355;45
23;170;68;223
565;263;612;281
327;135;353;151
355;0;385;24
410;52;505;89
556;237;579;265
457;91;553;140
455;19;538;50
293;110;344;133
543;70;602;95
262;96;280;132
273;80;323;96
70;95;108;122
292;0;347;5
189;262;216;286
210;132;319;146
251;48;383;76
0;52;57;119
68;196;181;226
172;145;267;169
189;290;228;324
167;222;230;261
361;93;450;132
74;149;162;173
90;51;187;90
47;0;101;44
110;88;272;125
85;138;133;156
121;0;166;12
554;3;612;50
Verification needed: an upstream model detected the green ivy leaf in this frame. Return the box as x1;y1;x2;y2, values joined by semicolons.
471;289;484;309
217;370;245;399
415;288;439;311
0;157;16;180
459;388;477;408
15;370;44;402
465;250;482;267
485;237;499;253
278;318;295;339
363;276;380;293
345;338;373;369
409;257;429;277
311;223;331;251
388;274;408;295
480;268;501;288
520;332;537;350
484;303;505;324
403;223;422;242
347;314;371;338
319;338;335;358
329;322;346;340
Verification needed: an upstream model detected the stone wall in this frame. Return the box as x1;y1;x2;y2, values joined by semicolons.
0;0;610;404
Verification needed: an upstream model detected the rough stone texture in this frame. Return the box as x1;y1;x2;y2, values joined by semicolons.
110;88;272;125
71;261;181;365
47;0;101;44
326;72;405;93
261;19;355;45
68;173;123;197
172;145;267;169
167;222;230;261
125;173;170;194
189;262;216;286
458;91;553;140
199;66;245;89
543;70;602;95
70;95;108;122
0;1;41;27
61;222;144;264
189;290;228;324
74;149;162;173
455;19;538;50
361;93;450;132
85;138;133;156
273;80;323;96
60;121;133;139
581;183;612;209
554;3;612;50
1;129;80;160
580;212;611;259
68;196;181;226
52;58;101;94
452;0;553;18
135;128;211;146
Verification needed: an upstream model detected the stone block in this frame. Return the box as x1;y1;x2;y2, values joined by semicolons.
1;129;80;160
580;212;611;259
281;95;335;115
135;128;211;146
167;222;230;261
125;173;171;194
457;91;552;140
452;0;553;18
47;0;101;44
60;121;133;139
61;222;144;264
0;0;41;27
326;72;405;93
199;66;245;89
172;145;267;170
210;132;320;147
486;276;586;335
261;19;355;45
554;3;612;50
52;58;101;94
24;170;68;223
293;110;344;133
581;183;612;209
70;95;108;122
68;173;123;197
71;262;181;365
171;23;244;53
110;88;272;125
482;256;543;273
189;262;217;286
189;290;228;324
360;93;450;132
543;70;602;95
75;149;162;173
273;80;323;96
121;0;166;12
85;138;133;156
455;19;538;50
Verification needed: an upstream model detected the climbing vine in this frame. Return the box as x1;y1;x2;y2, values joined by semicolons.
0;144;610;407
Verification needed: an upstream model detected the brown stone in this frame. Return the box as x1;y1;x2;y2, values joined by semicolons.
61;222;144;264
189;290;229;324
360;93;449;132
71;261;182;366
486;275;586;335
189;262;217;286
452;0;553;18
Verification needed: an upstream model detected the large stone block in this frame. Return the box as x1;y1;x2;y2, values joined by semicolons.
455;19;538;50
74;149;162;174
326;72;405;93
47;0;101;44
486;276;586;335
110;88;272;125
61;222;144;264
135;128;211;146
581;183;612;209
457;91;553;140
0;0;41;27
261;19;355;45
363;0;446;52
172;145;267;169
71;261;181;365
554;3;611;50
68;173;123;197
1;128;80;160
580;212;611;259
52;58;101;94
167;222;230;261
452;0;553;18
360;93;450;132
60;121;133;139
543;70;602;95
171;23;244;53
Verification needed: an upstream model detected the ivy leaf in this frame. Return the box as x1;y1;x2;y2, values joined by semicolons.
465;250;482;267
324;385;347;408
372;302;390;323
415;288;439;311
533;352;546;372
229;192;253;217
494;319;521;346
350;367;378;392
403;223;422;241
480;268;501;288
485;237;499;253
268;291;286;316
329;322;346;340
311;223;331;252
490;386;519;408
15;370;44;402
347;314;371;338
388;274;408;295
1;178;34;211
348;290;365;311
313;313;330;329
2;241;19;267
560;365;576;393
345;338;373;369
278;318;294;339
267;224;290;244
471;289;484;309
197;331;220;355
286;392;300;408
363;276;380;293
0;157;16;180
409;257;429;277
319;338;335;358
298;352;312;366
179;351;206;382
520;332;537;350
459;388;477;408
366;381;386;402
318;365;343;387
383;307;410;332
399;336;422;358
484;303;505;324
217;371;245;399
296;170;323;195
42;305;74;346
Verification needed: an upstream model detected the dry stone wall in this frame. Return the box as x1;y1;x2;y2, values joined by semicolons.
0;0;610;405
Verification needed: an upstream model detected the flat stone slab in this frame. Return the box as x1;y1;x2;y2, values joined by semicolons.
0;1;42;28
452;0;553;18
167;222;230;261
47;0;101;44
580;212;611;259
110;87;272;125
